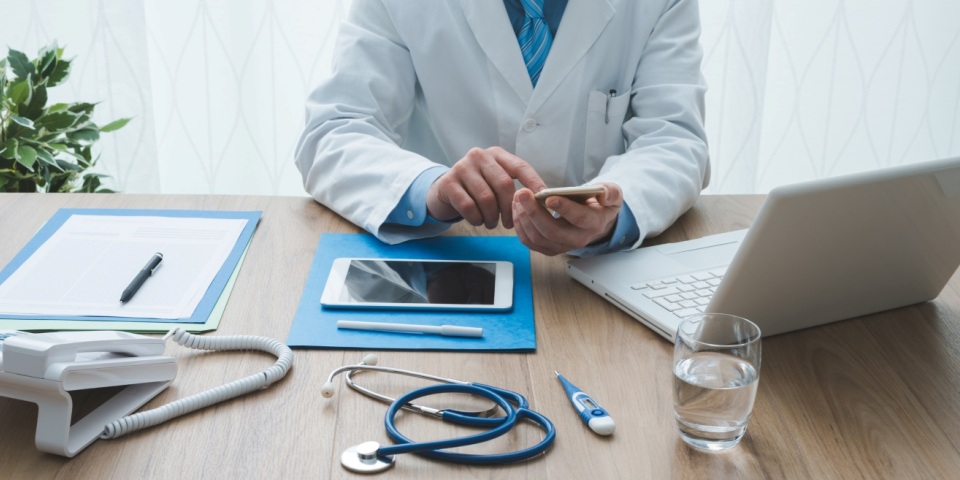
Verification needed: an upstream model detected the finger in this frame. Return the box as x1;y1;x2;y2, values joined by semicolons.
514;200;565;256
595;182;623;207
426;173;462;221
543;191;621;247
532;193;611;250
487;147;548;193
515;190;570;253
467;180;500;228
478;160;518;229
512;202;533;248
458;169;502;229
545;196;602;231
546;183;622;232
441;181;484;226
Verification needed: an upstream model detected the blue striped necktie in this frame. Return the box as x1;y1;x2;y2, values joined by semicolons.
518;0;552;87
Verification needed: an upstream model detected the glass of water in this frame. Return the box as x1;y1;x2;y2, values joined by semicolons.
673;313;761;451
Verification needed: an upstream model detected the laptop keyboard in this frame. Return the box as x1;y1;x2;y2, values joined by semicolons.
629;268;726;318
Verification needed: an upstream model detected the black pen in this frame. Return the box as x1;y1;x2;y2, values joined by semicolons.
120;253;164;303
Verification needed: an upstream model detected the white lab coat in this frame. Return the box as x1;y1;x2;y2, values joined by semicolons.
296;0;709;248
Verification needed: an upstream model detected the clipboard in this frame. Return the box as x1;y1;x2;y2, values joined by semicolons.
0;209;261;332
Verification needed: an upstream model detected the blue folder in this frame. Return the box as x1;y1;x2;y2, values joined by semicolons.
286;234;536;352
0;208;261;324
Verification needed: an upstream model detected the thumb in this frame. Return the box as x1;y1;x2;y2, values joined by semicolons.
597;182;622;208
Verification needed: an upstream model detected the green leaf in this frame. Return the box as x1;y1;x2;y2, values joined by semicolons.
55;159;78;171
70;118;93;132
34;147;55;164
11;116;35;129
20;85;46;120
100;117;131;133
35;111;78;131
67;128;99;143
7;78;31;107
17;146;37;170
1;139;18;160
35;135;60;144
5;124;29;142
38;46;58;78
0;45;117;193
46;59;71;86
48;172;69;192
63;150;87;164
67;102;97;114
81;173;102;193
7;49;35;79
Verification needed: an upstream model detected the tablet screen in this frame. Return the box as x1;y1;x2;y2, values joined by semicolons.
340;260;497;305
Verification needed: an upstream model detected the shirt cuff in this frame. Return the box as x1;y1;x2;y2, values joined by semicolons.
568;202;641;257
384;166;450;227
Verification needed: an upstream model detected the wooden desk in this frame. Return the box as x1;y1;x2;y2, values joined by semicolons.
1;193;958;479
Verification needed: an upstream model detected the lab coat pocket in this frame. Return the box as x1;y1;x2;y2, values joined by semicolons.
584;90;631;181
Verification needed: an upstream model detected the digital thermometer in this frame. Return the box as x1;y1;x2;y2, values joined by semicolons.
555;372;615;436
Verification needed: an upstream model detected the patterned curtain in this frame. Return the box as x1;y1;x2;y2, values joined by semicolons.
3;0;958;195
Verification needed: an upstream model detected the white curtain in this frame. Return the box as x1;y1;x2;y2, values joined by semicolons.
700;0;960;192
2;0;349;194
3;0;959;195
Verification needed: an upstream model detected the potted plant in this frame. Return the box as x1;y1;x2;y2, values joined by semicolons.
0;42;129;193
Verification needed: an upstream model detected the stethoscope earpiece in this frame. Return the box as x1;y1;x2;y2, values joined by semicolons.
321;354;379;399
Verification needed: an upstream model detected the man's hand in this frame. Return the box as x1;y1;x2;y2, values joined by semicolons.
427;147;547;229
512;182;623;256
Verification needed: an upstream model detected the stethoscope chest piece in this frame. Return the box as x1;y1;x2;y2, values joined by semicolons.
341;441;395;473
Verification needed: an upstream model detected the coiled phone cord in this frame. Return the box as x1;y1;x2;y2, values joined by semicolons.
100;328;294;439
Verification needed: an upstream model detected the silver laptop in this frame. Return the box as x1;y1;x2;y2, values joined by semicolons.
567;156;960;340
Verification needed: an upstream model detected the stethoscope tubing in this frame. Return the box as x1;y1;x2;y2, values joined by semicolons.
378;381;556;464
379;383;518;457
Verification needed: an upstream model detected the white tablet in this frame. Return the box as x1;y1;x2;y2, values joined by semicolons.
320;258;514;311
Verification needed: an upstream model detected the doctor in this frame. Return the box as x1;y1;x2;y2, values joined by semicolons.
296;0;709;256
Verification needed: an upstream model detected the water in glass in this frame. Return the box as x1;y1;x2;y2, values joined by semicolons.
673;351;759;450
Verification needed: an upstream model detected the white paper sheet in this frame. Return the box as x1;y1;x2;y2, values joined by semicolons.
0;215;247;319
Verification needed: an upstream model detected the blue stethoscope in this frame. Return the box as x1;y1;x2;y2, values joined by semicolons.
322;355;556;473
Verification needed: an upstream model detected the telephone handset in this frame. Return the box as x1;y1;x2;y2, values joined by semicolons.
1;330;174;384
0;329;293;457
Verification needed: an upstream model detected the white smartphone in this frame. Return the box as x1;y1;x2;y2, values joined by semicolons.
320;258;514;311
533;185;605;204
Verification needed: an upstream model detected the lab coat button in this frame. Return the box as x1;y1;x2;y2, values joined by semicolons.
406;210;414;220
522;119;537;132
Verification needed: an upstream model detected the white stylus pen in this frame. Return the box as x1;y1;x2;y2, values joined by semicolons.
336;320;484;338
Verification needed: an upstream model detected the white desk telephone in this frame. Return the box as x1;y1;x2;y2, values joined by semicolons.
0;329;293;457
